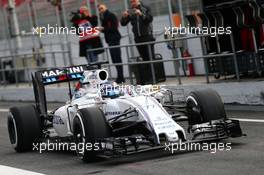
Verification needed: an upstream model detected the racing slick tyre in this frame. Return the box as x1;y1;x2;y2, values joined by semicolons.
7;105;41;152
186;89;226;125
73;107;111;162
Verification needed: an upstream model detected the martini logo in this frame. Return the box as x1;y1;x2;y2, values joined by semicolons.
42;66;84;78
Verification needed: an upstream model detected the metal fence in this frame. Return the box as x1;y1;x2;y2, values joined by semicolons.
0;33;242;87
86;33;241;85
2;0;263;87
0;0;196;80
0;50;70;86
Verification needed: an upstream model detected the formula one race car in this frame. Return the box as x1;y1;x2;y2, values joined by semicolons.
7;62;243;162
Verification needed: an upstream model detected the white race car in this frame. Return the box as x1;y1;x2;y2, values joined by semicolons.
7;62;243;162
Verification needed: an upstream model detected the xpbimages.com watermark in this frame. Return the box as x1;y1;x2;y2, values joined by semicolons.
32;140;100;154
165;25;232;38
164;141;232;154
98;84;161;95
31;24;232;38
32;140;232;154
31;24;100;37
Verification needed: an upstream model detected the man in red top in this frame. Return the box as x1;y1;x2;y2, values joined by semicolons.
71;6;103;63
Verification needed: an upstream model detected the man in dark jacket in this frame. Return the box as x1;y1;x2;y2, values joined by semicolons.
98;4;125;83
120;0;155;85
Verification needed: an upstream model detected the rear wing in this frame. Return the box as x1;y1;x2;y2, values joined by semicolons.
39;65;87;85
32;62;108;115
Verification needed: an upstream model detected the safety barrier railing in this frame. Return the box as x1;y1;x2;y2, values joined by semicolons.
85;33;241;85
0;50;70;86
0;33;243;87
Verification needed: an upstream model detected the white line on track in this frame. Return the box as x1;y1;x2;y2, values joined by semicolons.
0;108;52;113
0;165;45;175
0;109;9;112
231;118;264;123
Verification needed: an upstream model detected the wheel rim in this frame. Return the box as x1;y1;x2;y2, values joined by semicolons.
74;114;86;158
186;96;199;113
7;112;18;148
186;95;202;124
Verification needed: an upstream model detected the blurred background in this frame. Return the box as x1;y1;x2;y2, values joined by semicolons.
1;0;264;85
0;0;205;84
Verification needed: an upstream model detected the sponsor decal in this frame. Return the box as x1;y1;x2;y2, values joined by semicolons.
53;115;65;125
105;111;122;116
42;66;84;78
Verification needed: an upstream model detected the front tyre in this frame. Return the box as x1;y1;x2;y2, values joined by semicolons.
73;107;111;162
7;105;41;152
186;89;226;125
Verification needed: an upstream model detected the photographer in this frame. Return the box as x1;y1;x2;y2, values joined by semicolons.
121;0;155;85
71;6;103;63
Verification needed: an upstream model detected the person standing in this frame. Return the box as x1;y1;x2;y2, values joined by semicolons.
71;6;104;63
120;0;155;85
97;4;125;83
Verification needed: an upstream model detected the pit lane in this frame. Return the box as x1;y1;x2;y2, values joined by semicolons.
0;102;263;175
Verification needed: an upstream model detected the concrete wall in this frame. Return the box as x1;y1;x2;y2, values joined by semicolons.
1;81;264;105
167;81;264;105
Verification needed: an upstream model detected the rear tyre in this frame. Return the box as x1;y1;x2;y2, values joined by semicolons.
7;105;41;152
186;89;226;125
73;107;111;162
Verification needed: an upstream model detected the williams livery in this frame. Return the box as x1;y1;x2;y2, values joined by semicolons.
7;62;244;162
41;65;85;84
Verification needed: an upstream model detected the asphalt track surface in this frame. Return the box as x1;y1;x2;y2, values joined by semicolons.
0;102;263;175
